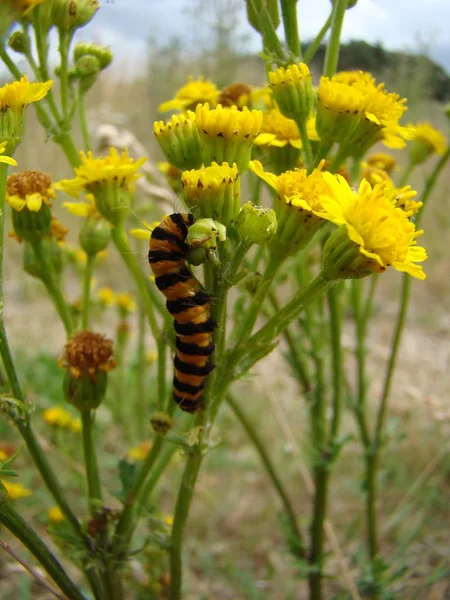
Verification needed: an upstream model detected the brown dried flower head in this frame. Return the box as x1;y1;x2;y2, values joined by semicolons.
7;170;53;199
218;82;252;108
60;331;116;381
50;215;69;242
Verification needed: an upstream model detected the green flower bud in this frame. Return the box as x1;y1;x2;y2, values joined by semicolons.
182;162;241;227
186;218;226;250
8;31;29;54
331;0;358;7
60;331;116;411
79;216;111;257
268;63;315;123
12;203;52;244
51;0;99;31
236;202;277;244
244;272;261;295
74;41;113;69
154;112;203;171
23;238;63;280
150;411;173;435
76;54;100;77
321;224;372;282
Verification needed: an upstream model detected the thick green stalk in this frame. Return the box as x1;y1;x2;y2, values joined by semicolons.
304;13;333;64
227;393;304;556
398;161;414;188
138;442;180;508
0;499;86;600
328;285;343;440
135;302;147;437
308;465;329;600
249;0;285;59
296;117;313;168
81;255;95;330
58;30;72;121
322;0;348;78
81;410;103;514
32;240;74;337
78;86;91;152
280;0;301;57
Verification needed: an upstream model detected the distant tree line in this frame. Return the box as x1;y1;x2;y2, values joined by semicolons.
304;40;450;102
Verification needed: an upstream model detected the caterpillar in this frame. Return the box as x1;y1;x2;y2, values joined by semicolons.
148;213;216;413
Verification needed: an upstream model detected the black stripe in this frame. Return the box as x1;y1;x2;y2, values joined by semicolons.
166;291;211;315
174;356;214;376
173;377;205;394
176;339;215;356
174;318;216;335
151;226;184;247
170;213;189;238
155;266;192;291
173;392;203;412
148;249;184;263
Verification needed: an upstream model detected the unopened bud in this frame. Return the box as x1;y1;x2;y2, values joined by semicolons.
8;31;29;54
246;0;280;33
76;54;100;77
150;411;173;435
51;0;99;31
74;41;113;70
236;202;277;244
79;216;111;257
186;218;226;250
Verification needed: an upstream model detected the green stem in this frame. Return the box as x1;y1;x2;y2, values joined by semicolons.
58;30;72;121
81;410;103;514
0;498;86;600
78;86;91;152
365;451;379;563
398;161;414;188
246;274;331;351
296;117;313;168
328;284;343;440
58;132;82;168
328;145;348;173
304;13;333;64
227;393;304;556
308;465;329;600
136;302;146;437
138;442;179;508
32;240;74;337
417;146;450;223
280;0;301;57
249;0;285;59
81;255;94;330
363;275;378;324
323;0;348;78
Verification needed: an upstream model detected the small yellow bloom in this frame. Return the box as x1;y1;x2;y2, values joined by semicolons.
7;170;55;212
366;152;397;174
116;292;136;313
159;76;219;113
48;506;64;523
127;441;152;462
255;108;302;149
70;418;82;434
0;450;8;462
146;350;157;364
407;122;447;164
129;220;160;241
0;76;53;111
0;142;17;167
43;406;73;429
164;515;174;527
97;287;117;306
2;480;32;500
63;193;97;218
319;174;427;280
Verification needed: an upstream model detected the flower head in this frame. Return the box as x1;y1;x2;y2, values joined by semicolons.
268;63;315;122
217;82;252;108
126;441;152;462
249;159;332;255
97;287;116;307
43;406;73;428
1;480;32;500
181;161;240;226
255;108;302;149
366;152;396;174
154;111;203;170
319;174;426;280
58;148;146;224
195;103;262;172
407;122;447;165
0;75;53;111
48;506;64;523
61;331;115;381
159;77;219;113
116;293;136;314
7;170;54;212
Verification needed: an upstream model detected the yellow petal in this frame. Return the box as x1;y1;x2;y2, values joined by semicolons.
7;195;26;211
0;156;17;167
254;133;276;146
63;202;91;217
129;228;151;240
248;160;278;190
26;193;43;212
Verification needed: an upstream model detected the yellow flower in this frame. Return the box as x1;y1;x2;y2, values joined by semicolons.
268;63;314;121
6;170;55;212
59;331;116;381
164;515;174;527
116;292;136;313
70;418;82;434
319;174;427;280
154;111;202;170
366;152;396;174
249;159;333;254
159;76;219;113
0;142;17;167
146;350;157;364
333;70;376;88
195;103;262;171
0;75;53;111
58;149;146;198
129;220;160;241
127;441;152;462
43;406;73;428
217;83;266;109
2;480;32;499
407;121;447;165
48;506;64;523
0;450;8;462
63;193;97;217
97;287;117;306
255;108;302;149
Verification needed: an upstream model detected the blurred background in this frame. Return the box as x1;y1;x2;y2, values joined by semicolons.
0;1;449;598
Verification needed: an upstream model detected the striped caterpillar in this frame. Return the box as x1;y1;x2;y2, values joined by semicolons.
148;213;216;413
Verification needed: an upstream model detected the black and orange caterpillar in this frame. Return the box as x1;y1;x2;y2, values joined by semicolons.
149;214;216;413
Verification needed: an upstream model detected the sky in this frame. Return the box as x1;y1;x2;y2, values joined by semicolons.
78;0;450;73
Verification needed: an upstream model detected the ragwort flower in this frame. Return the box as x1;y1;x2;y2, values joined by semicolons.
57;148;146;225
154;111;202;170
159;76;219;113
1;480;32;500
320;174;426;281
268;62;315;122
407;122;447;165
